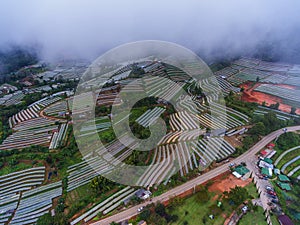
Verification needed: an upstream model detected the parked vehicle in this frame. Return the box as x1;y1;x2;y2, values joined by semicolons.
267;194;278;200
267;190;277;196
138;206;144;212
265;185;273;191
271;199;279;204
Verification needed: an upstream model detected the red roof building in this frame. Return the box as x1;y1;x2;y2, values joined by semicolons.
267;143;276;149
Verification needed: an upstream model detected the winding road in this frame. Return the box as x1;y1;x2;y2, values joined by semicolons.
91;126;300;225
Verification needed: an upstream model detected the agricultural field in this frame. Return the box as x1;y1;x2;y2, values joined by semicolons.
153;175;259;225
254;84;300;108
1;95;70;151
0;167;63;224
1;56;297;225
0;91;25;106
254;106;299;121
238;206;266;225
274;146;300;179
70;186;135;224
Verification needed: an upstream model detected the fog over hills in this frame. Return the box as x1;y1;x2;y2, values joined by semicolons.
0;0;300;63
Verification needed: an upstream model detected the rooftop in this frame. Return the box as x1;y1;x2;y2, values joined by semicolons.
263;158;273;164
278;215;294;225
261;167;272;177
277;182;292;191
278;174;290;182
234;165;250;176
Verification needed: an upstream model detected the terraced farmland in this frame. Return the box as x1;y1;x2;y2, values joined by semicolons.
0;167;46;224
1;91;25;107
136;107;166;128
49;123;68;149
9;104;40;128
10;181;62;225
274;146;300;179
44;99;72;117
144;76;185;101
3;96;70;151
137;137;235;186
78;116;111;137
67;134;137;191
261;74;287;84
0;118;58;150
70;187;135;224
254;84;300;107
214;66;239;78
283;75;300;87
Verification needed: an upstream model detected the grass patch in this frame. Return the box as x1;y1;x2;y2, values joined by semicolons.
244;181;259;199
238;206;266;225
168;192;229;225
270;214;280;225
276;148;300;169
0;162;32;176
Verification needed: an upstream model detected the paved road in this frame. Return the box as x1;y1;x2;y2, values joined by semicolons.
92;126;300;225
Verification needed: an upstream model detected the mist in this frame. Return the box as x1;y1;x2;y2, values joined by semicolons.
1;0;300;63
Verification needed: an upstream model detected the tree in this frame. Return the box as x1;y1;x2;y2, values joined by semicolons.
148;213;167;225
155;203;166;217
291;106;297;115
223;186;249;206
90;176;114;194
196;188;209;202
270;102;280;110
37;213;54;225
249;122;266;136
256;76;260;83
140;209;151;221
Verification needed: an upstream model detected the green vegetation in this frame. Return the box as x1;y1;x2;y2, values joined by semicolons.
223;186;251;206
271;178;300;223
225;93;258;117
90;176;116;194
277;148;300;170
275;132;300;155
237;206;265;225
0;120;12;144
98;127;116;144
270;214;280;225
234;111;293;156
0;162;33;176
136;182;258;225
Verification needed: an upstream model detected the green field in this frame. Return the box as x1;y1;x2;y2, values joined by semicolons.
0;162;34;176
169;192;227;225
275;148;300;169
238;207;266;225
270;214;280;225
166;181;262;225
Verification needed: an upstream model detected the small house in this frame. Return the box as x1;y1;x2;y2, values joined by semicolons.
278;175;290;182
278;215;294;225
233;165;250;178
135;189;152;200
277;182;292;191
261;167;272;177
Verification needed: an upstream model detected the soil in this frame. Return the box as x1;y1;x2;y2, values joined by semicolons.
224;136;243;149
207;174;252;194
241;82;300;114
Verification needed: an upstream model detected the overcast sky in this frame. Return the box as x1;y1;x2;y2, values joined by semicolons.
1;0;300;62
